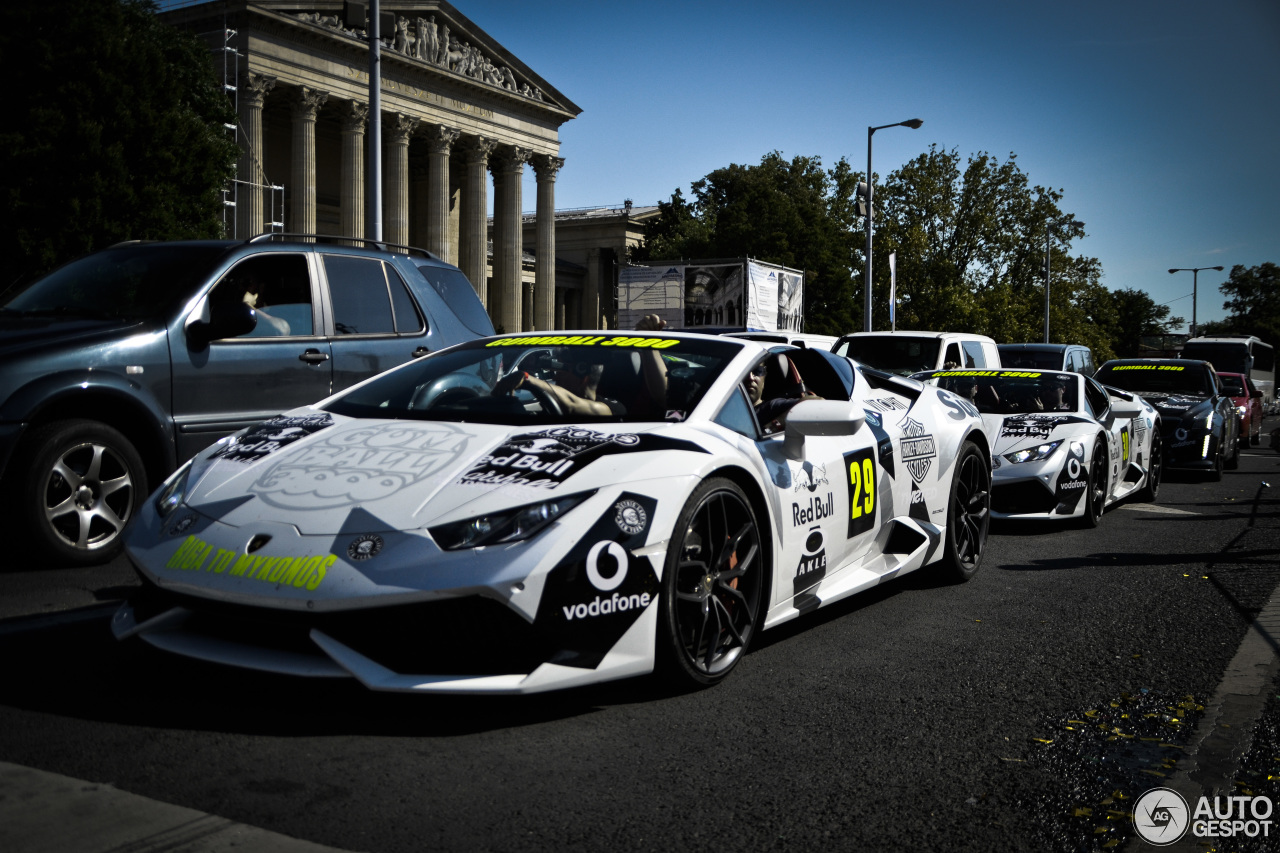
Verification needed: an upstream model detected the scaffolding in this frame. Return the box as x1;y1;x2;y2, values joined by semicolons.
205;26;283;238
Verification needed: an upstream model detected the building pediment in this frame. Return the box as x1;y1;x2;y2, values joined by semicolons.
206;2;580;118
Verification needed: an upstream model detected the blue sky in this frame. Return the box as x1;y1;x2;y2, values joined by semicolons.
455;0;1279;332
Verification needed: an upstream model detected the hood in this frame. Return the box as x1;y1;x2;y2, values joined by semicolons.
180;411;703;535
1138;391;1211;419
984;412;1092;456
0;314;154;358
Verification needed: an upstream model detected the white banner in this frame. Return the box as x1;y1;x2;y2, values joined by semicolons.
889;251;896;329
618;265;684;330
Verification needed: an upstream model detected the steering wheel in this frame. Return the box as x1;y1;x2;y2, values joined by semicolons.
525;381;564;416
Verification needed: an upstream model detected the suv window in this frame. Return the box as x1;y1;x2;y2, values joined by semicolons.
325;255;396;336
961;341;986;368
413;262;495;337
209;253;314;338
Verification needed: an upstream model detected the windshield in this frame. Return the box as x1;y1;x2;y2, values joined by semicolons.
836;336;941;375
324;334;742;426
1096;363;1215;397
1180;343;1249;374
998;349;1064;370
1218;375;1246;396
923;370;1078;415
4;244;229;321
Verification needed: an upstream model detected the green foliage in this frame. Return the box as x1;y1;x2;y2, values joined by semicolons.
1199;263;1280;344
639;145;1176;357
0;0;239;288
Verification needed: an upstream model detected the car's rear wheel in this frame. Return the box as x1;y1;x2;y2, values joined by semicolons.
939;440;990;582
660;478;765;688
1136;430;1162;503
1080;440;1107;528
20;420;147;566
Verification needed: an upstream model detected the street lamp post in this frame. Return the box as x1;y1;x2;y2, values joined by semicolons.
1168;266;1224;339
864;118;923;332
1044;216;1084;343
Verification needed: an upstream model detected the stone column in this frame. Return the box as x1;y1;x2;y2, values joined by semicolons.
460;136;496;303
289;87;328;236
523;282;535;332
584;247;602;331
411;164;429;249
493;145;529;334
424;124;460;262
237;74;276;239
385;114;420;246
530;155;564;331
339;101;368;240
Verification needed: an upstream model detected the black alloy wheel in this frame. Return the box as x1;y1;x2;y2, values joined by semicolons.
1136;430;1162;503
940;441;990;582
1081;440;1107;528
661;478;765;687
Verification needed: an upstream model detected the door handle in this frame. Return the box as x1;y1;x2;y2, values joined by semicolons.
411;346;430;359
299;349;330;364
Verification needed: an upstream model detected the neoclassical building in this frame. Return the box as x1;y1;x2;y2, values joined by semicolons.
163;0;582;332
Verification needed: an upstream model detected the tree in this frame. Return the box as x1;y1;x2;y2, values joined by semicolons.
636;152;857;335
1106;288;1184;358
1199;263;1280;344
0;0;239;289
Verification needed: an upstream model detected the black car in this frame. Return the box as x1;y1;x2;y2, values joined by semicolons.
0;234;494;565
1094;358;1240;480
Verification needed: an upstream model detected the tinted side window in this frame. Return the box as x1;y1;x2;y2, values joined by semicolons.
325;255;394;336
961;341;986;368
714;386;759;439
412;262;496;337
209;253;313;338
387;266;424;333
1084;379;1109;418
944;343;962;368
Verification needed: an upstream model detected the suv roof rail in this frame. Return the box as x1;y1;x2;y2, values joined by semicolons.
245;233;442;262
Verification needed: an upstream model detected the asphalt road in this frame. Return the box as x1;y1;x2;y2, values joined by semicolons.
1;438;1278;852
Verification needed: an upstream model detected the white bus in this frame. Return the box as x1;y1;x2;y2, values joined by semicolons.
1181;335;1276;414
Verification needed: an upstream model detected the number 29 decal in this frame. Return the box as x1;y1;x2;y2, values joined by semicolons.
844;448;877;537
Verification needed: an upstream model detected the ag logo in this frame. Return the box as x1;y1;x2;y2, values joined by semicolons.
347;534;383;561
613;499;648;535
585;540;629;591
1132;787;1188;845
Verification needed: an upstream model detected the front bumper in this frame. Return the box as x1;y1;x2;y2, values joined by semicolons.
1162;429;1221;469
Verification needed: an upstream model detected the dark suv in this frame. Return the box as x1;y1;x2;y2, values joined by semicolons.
0;235;494;565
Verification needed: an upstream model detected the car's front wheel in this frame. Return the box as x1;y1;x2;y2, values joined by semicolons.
19;420;146;566
659;478;765;688
1080;440;1107;528
940;440;990;582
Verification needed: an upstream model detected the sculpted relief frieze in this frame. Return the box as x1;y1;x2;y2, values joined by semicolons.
342;66;494;119
295;10;547;104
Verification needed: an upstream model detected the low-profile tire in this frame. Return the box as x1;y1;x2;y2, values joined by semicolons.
659;477;765;688
1251;423;1261;446
939;440;990;582
19;419;147;566
1225;427;1241;470
1080;440;1107;528
1207;437;1224;482
1135;430;1162;503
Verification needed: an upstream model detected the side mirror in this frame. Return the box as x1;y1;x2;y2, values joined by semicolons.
1110;399;1144;419
185;299;257;348
1251;389;1263;399
783;400;865;459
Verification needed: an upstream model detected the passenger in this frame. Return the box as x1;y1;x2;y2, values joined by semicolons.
744;355;821;434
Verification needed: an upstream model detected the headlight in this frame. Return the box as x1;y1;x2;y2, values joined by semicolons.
430;491;594;550
1237;405;1247;418
1003;440;1062;465
154;460;193;518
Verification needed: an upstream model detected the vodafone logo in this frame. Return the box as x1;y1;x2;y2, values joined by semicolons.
586;540;628;591
562;540;652;621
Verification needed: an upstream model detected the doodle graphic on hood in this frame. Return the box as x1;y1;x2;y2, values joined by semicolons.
250;422;470;510
458;427;708;490
211;414;334;463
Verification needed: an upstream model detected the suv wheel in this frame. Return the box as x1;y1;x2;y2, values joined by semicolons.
20;420;146;566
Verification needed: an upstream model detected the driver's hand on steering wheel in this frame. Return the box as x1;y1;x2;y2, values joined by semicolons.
493;370;528;396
